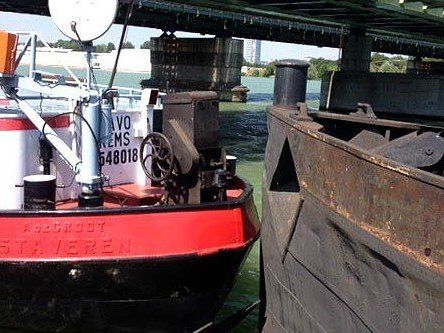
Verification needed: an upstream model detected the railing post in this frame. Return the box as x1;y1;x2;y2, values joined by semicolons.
129;89;134;108
29;33;37;78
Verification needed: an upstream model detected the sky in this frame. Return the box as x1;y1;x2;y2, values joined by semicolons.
0;11;340;62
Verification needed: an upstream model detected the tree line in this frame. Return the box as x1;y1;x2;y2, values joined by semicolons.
244;54;408;79
38;41;408;78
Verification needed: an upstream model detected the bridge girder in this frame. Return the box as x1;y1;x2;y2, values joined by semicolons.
1;0;444;57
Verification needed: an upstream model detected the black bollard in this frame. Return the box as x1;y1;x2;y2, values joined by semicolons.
23;175;56;210
273;59;309;108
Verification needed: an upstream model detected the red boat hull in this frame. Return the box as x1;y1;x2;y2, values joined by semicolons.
0;183;259;332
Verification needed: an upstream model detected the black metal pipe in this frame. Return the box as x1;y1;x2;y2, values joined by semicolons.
108;0;135;90
39;138;53;175
273;59;309;108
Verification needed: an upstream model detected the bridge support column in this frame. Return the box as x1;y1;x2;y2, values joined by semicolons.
340;30;372;72
150;35;247;102
406;56;423;74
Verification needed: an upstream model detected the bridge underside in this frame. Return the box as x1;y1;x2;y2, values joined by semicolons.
2;0;444;57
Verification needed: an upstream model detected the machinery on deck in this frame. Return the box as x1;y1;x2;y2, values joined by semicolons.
141;91;229;204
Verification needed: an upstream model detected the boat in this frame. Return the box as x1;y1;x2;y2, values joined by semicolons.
260;61;443;332
0;2;259;332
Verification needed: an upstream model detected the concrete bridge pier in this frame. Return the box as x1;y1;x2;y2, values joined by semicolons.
340;29;372;72
321;29;444;119
149;34;248;102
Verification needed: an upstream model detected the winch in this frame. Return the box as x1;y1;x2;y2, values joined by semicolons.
140;91;234;204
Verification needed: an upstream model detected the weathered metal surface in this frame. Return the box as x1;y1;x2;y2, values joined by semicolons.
273;60;309;109
261;105;444;332
163;91;227;204
372;131;444;169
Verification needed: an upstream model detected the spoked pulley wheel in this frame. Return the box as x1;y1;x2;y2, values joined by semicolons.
139;132;174;182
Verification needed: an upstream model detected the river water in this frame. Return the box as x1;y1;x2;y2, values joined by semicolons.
16;66;321;332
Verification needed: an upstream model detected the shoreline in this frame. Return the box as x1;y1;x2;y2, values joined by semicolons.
18;63;151;75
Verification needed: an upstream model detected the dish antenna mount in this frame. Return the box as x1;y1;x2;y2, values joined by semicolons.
46;0;120;208
48;0;118;42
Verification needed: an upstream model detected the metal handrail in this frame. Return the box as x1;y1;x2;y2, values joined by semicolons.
12;32;164;108
14;31;82;86
96;84;142;94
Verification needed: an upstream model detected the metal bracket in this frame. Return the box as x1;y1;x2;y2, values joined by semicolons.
291;102;313;121
372;131;444;168
350;103;377;119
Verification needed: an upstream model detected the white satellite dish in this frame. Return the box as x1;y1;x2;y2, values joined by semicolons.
48;0;119;42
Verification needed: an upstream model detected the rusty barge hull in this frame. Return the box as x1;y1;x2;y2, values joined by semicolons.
261;105;444;333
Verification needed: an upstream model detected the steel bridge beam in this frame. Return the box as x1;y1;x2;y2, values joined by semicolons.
1;0;444;57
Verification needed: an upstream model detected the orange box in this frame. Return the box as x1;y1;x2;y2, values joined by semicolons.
0;31;18;75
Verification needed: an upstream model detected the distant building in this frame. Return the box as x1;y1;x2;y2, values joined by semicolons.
244;39;262;64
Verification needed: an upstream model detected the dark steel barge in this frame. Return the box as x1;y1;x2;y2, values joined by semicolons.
260;61;444;333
